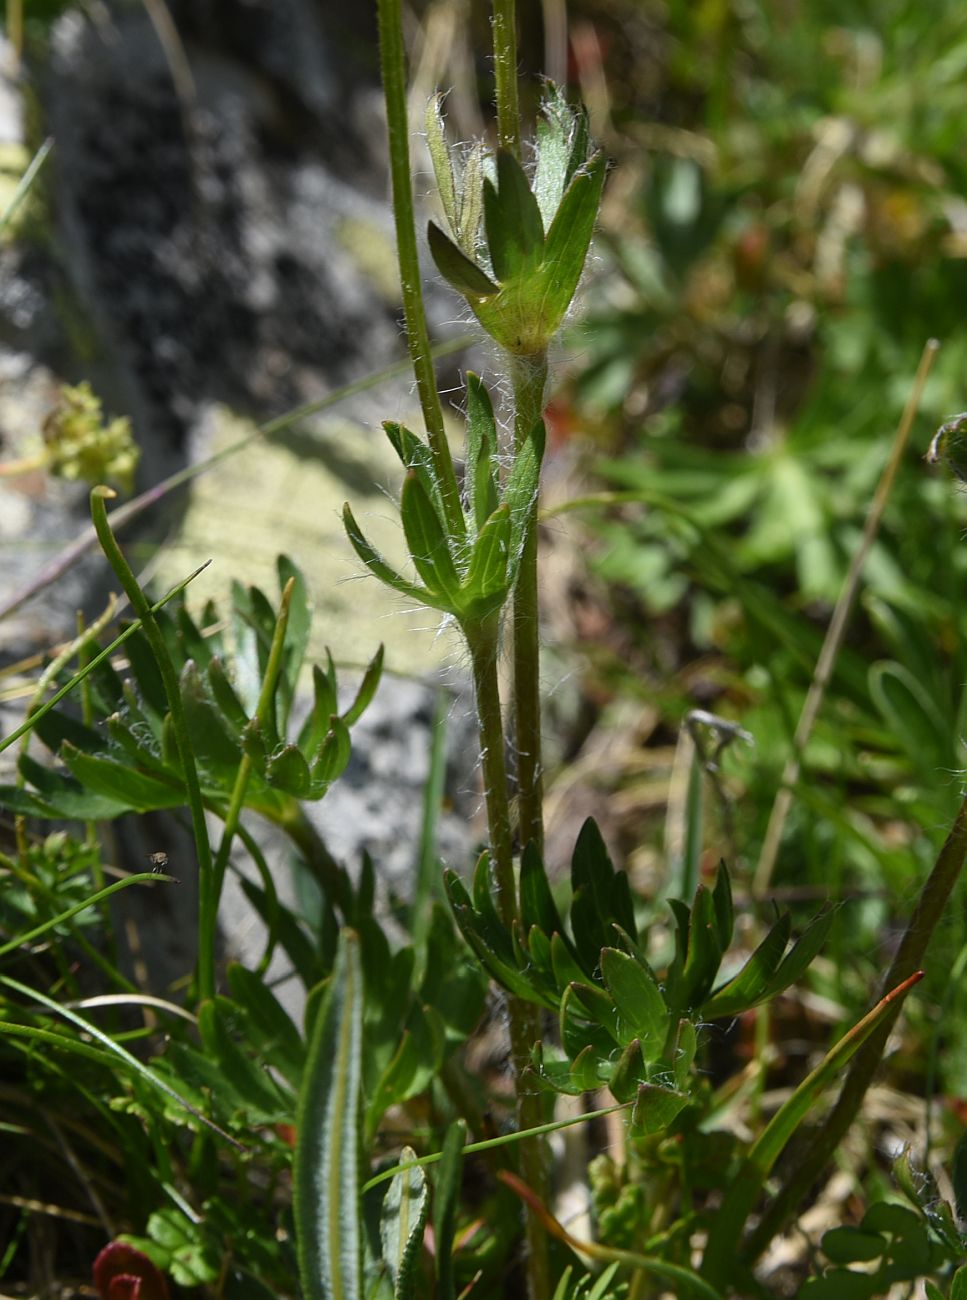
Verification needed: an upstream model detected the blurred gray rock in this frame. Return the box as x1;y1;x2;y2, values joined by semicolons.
0;1;482;997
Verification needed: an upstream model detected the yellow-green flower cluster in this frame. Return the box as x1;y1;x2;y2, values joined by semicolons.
43;382;138;492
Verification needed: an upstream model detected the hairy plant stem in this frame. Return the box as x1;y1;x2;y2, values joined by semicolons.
466;617;549;1300
491;0;521;157
90;487;216;1002
510;351;548;858
744;788;967;1262
376;0;464;540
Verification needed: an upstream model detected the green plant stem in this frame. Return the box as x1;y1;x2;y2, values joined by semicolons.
363;1098;632;1192
90;487;217;1002
376;0;464;540
211;579;295;905
466;616;549;1300
744;789;967;1264
491;0;522;157
466;620;516;919
510;351;548;859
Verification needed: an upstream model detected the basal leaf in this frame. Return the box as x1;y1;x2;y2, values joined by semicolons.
294;929;364;1300
608;1036;645;1103
700;915;791;1020
267;744;312;797
601;947;667;1061
59;743;185;812
764;906;835;999
630;1082;689;1137
380;1145;429;1300
433;1120;467;1300
519;839;567;943
226;963;305;1091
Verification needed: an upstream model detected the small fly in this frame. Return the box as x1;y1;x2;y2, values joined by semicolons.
147;851;169;874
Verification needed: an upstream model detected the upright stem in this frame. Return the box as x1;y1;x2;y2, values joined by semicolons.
376;0;465;539
510;351;549;859
467;622;516;916
491;0;521;157
467;618;550;1300
90;488;216;1001
745;788;967;1262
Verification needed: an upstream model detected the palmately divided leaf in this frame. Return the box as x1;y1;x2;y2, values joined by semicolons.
519;840;567;942
711;861;734;952
701;914;791;1020
7;758;129;821
308;716;352;792
297;660;337;755
601;947;667;1061
608;1036;646;1104
764;905;835;998
676;885;724;1011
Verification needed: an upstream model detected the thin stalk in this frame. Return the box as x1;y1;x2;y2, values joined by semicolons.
510;351;548;859
90;488;217;1002
753;339;939;895
744;788;967;1263
467;616;550;1300
376;0;464;539
492;0;521;157
466;620;516;915
211;579;295;905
